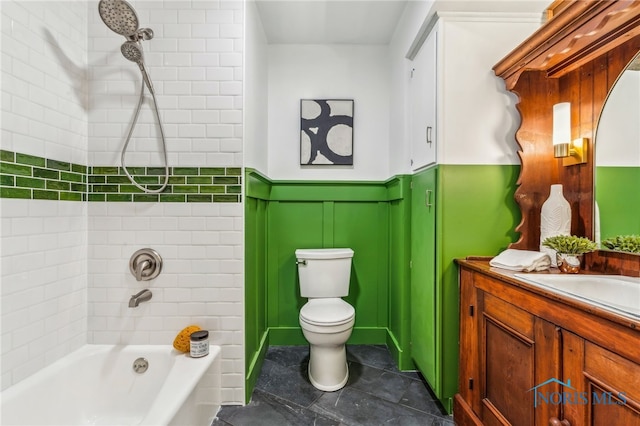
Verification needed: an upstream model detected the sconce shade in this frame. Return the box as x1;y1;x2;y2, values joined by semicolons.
553;102;571;157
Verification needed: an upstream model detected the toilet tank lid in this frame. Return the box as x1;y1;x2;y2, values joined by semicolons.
295;248;354;259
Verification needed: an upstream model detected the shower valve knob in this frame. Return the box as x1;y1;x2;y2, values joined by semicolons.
129;248;162;281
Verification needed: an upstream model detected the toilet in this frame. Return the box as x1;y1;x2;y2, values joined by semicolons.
295;248;355;392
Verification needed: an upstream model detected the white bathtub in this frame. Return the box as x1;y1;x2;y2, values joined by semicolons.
1;345;221;426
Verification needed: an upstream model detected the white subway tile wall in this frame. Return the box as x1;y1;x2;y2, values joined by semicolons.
1;199;88;390
2;0;245;403
88;0;243;168
88;202;244;403
87;0;245;404
1;1;88;166
1;1;89;390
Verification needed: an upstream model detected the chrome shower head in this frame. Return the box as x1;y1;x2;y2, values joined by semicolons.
98;0;139;37
121;41;154;94
121;40;143;63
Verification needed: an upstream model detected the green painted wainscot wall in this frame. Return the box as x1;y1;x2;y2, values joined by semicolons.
244;165;521;411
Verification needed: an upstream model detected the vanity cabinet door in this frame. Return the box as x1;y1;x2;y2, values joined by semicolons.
562;332;640;426
479;288;561;426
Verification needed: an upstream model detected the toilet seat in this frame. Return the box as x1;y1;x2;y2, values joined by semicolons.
299;298;355;327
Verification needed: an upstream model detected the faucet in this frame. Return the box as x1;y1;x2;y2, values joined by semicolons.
129;289;152;308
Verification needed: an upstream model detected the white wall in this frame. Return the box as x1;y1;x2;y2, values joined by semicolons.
437;14;542;165
596;70;640;167
267;44;390;180
1;1;88;390
388;1;435;175
87;0;245;404
388;6;544;174
244;0;269;173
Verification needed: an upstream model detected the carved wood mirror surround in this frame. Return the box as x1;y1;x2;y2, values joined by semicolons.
494;0;640;275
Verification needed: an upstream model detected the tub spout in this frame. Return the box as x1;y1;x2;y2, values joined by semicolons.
129;289;152;308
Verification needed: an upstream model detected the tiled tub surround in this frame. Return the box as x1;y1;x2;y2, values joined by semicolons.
2;0;245;406
88;0;244;170
1;0;90;392
1;198;88;390
1;188;244;402
0;150;241;203
88;201;244;403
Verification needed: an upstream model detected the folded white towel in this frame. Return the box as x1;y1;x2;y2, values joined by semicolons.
490;249;551;272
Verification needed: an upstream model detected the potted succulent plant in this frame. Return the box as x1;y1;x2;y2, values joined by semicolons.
541;235;598;273
601;235;640;254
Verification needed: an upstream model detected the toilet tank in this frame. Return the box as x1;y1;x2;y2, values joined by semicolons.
295;248;354;298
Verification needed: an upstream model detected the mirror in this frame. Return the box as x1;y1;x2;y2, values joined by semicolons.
594;53;640;254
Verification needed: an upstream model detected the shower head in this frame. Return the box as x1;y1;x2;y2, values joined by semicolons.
121;40;143;63
121;41;154;94
98;0;139;38
100;0;156;94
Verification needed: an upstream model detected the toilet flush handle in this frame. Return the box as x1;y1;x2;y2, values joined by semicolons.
296;259;307;266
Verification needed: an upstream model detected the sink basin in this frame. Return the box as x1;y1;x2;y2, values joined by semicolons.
514;274;640;318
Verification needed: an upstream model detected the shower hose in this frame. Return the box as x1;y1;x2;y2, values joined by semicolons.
121;80;169;194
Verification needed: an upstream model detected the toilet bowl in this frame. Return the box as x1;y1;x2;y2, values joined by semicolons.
295;248;355;392
299;298;355;391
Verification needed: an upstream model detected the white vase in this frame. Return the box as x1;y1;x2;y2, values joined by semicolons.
540;184;572;267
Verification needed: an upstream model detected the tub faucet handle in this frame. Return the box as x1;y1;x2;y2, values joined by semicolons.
135;260;151;281
129;248;162;282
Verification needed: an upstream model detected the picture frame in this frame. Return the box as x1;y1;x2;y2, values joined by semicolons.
300;99;354;165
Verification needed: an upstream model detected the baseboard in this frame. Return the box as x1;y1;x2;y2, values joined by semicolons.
266;327;307;345
245;330;269;403
386;329;415;371
347;327;389;343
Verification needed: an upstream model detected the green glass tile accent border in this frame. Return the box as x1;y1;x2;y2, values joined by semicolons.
1;150;87;201
88;166;241;202
0;150;241;203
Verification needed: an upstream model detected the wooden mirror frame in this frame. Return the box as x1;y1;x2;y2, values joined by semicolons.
494;0;640;275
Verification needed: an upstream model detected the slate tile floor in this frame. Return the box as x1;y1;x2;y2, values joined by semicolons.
212;345;454;426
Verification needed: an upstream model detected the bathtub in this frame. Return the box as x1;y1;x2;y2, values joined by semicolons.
1;345;221;426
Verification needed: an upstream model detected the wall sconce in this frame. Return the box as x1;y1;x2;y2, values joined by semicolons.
552;102;588;166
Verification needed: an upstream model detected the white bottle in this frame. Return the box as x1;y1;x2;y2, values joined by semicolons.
540;184;572;267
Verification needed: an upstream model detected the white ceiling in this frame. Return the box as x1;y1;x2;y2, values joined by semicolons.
253;0;550;45
254;0;408;44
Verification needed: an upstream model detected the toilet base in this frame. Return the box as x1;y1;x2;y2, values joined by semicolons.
307;344;349;392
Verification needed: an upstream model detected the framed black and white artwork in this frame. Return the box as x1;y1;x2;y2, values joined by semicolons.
300;99;354;165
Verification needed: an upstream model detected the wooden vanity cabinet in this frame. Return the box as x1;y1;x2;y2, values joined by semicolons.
455;260;640;426
562;333;640;425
